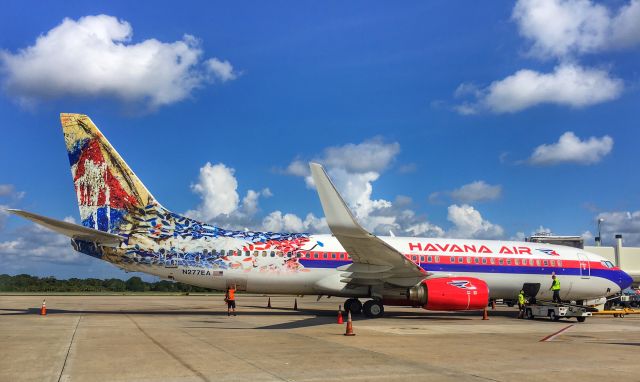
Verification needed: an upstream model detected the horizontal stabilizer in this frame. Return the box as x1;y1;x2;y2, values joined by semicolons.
8;209;125;247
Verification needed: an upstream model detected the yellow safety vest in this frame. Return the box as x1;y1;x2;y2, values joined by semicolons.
518;293;525;305
551;279;561;291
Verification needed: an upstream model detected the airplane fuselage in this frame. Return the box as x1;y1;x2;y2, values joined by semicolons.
95;234;631;302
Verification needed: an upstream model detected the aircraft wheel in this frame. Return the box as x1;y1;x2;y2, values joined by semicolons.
363;300;384;318
344;298;362;315
576;316;586;323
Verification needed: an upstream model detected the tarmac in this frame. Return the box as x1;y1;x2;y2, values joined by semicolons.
1;294;639;382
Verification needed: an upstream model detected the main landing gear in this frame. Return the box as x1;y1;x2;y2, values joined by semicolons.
344;298;385;318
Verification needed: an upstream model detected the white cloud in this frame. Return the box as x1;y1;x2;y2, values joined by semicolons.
284;160;310;177
186;162;240;221
456;64;623;114
529;131;613;165
205;58;238;82
595;211;640;246
321;138;400;174
0;219;89;265
450;181;502;203
447;204;504;239
513;0;640;59
0;15;236;108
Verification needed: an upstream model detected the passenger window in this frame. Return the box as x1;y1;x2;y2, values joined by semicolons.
482;258;487;264
420;256;425;262
558;260;562;267
331;253;336;259
245;251;250;256
262;251;267;257
323;253;327;259
427;256;433;262
536;259;541;266
253;251;259;257
458;257;464;263
543;260;548;266
550;260;555;267
514;259;519;265
506;259;511;265
270;251;275;257
451;257;456;263
490;258;496;264
277;251;283;257
522;259;527;265
466;257;472;264
499;259;504;265
435;256;440;262
220;250;225;256
474;257;479;264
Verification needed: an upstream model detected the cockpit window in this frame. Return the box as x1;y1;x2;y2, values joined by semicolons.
601;260;615;268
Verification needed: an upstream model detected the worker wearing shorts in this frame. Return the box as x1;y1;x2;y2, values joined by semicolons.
225;286;237;316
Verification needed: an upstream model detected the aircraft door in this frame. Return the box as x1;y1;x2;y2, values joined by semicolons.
577;253;591;279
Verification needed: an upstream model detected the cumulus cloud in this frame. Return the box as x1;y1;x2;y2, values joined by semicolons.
447;204;504;239
0;217;89;265
185;162;270;227
528;132;613;165
283;139;403;230
206;58;238;82
595;211;640;246
513;0;640;59
0;15;236;108
450;181;502;203
456;64;623;114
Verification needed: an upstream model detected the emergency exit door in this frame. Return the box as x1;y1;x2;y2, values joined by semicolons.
576;253;591;279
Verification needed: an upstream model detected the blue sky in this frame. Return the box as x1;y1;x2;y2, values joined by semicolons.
1;0;639;280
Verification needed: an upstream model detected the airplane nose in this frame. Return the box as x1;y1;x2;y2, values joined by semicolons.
617;270;634;291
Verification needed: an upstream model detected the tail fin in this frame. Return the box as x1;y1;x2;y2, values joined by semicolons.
61;113;160;233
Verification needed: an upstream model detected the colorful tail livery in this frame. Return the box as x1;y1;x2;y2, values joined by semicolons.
62;113;156;234
7;113;633;319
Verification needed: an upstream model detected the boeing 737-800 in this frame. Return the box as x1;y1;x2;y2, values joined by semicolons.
8;114;633;318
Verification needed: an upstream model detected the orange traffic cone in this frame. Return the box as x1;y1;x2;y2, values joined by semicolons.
40;299;47;316
482;306;489;320
337;305;344;324
267;297;271;308
294;298;298;310
344;310;355;336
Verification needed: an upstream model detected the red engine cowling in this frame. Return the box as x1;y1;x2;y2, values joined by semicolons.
422;277;489;311
381;277;490;311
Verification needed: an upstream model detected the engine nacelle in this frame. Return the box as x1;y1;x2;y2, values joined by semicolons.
383;277;489;311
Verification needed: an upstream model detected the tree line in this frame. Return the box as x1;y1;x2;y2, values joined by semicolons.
0;274;216;293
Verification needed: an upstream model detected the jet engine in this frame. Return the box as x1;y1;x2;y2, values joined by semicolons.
382;277;489;311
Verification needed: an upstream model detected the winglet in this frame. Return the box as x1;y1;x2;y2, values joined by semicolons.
309;162;368;238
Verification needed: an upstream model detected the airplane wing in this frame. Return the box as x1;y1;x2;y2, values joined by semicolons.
7;209;125;247
309;163;426;287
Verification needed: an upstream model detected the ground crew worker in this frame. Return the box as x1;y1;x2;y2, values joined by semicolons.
517;290;526;318
225;285;237;316
550;274;561;303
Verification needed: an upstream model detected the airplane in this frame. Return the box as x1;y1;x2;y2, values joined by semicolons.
8;113;633;318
